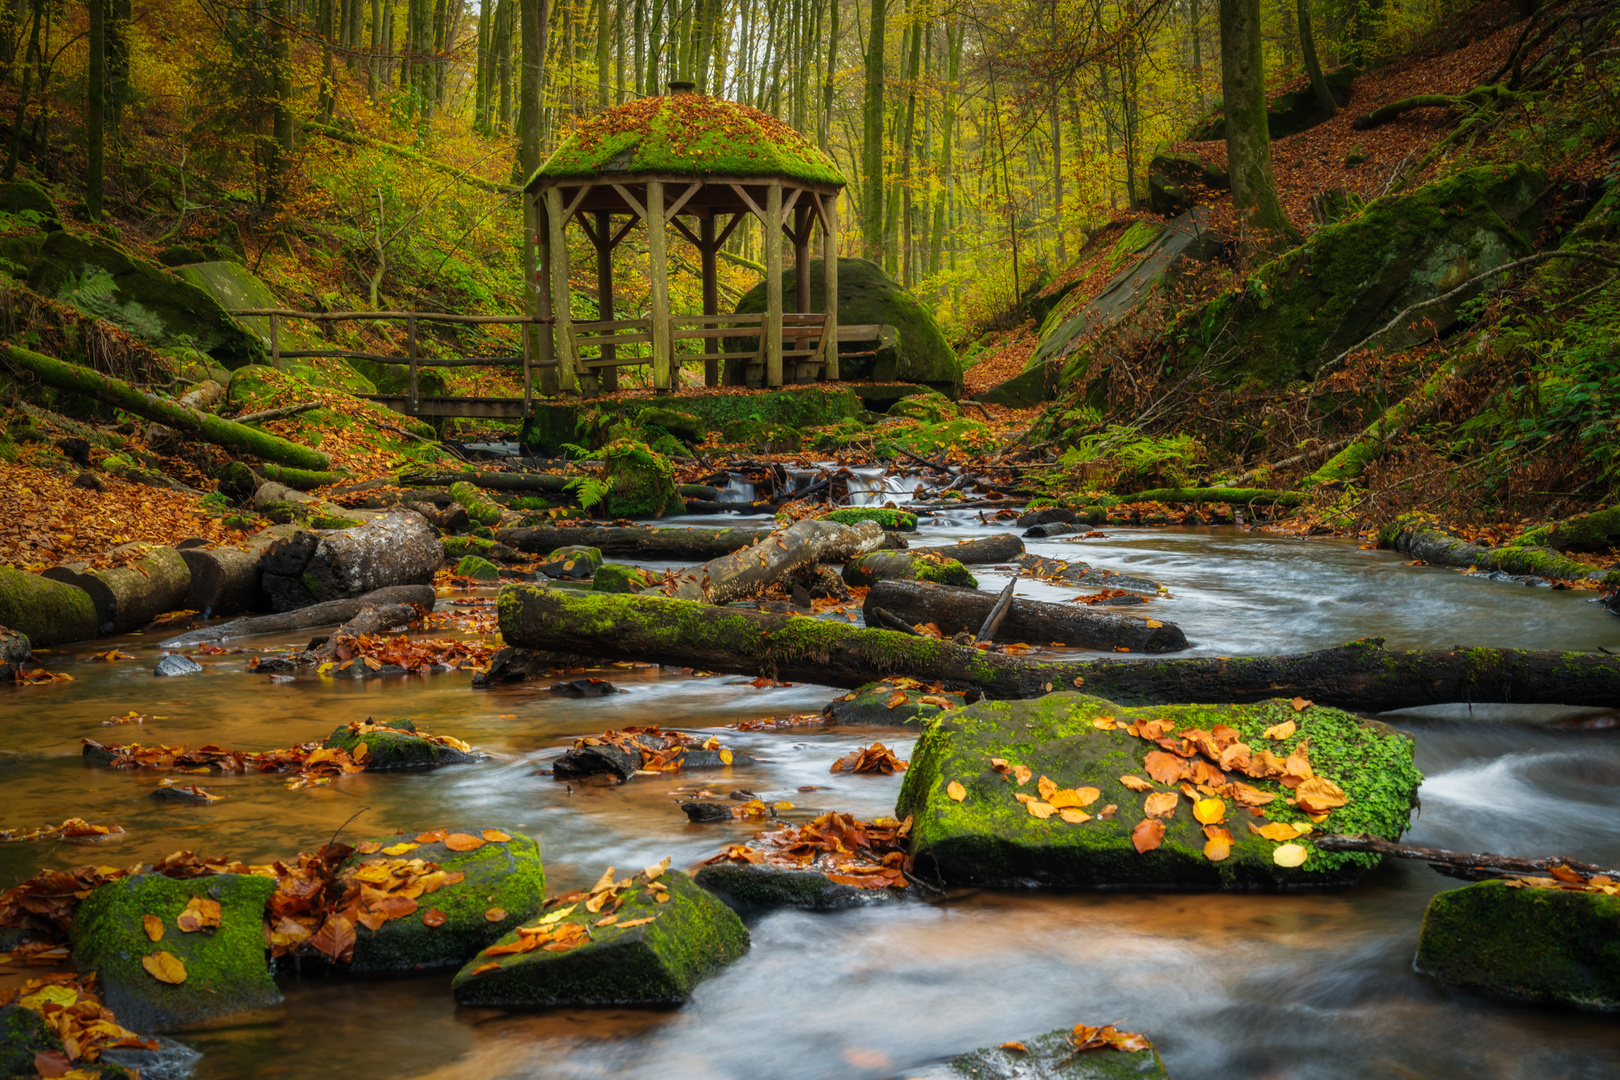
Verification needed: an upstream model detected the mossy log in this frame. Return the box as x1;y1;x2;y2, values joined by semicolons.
911;533;1025;564
0;565;98;646
865;579;1187;652
159;584;436;646
255;462;351;490
2;344;330;471
495;524;774;561
663;518;883;604
1306;358;1475;487
42;543;191;636
1380;515;1618;585
495;588;1620;709
449;481;507;527
1513;507;1620;553
179;544;263;618
1128;487;1305;506
842;551;978;588
407;471;575;494
1350;84;1522;130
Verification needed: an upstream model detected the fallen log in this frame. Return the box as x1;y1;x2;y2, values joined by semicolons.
911;533;1025;564
660;518;883;604
450;481;508;527
1;345;331;471
258;511;443;612
1380;515;1616;585
256;463;351;491
0;565;99;647
405;471;575;494
1127;487;1305;507
160;584;437;647
495;590;1620;709
842;550;978;588
42;544;191;636
976;579;1016;643
495;524;774;561
865;579;1186;652
179;544;263;619
1316;833;1620;882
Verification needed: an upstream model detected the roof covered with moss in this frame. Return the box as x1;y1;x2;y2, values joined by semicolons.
528;95;845;188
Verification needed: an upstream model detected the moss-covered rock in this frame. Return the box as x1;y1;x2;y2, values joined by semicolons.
321;722;477;770
0;565;98;647
455;554;501;581
441;535;520;562
0;1004;65;1078
538;545;603;579
844;550;977;588
733;257;962;396
636;407;707;445
889;392;957;424
897;693;1420;890
1189;64;1353;141
1181;162;1546;385
342;829;545;976
823;507;918;531
28;233;265;368
450;870;748;1006
600;439;683;518
1148;150;1230;217
931;1026;1170;1080
450;481;505;528
0;180;61;230
71;873;280;1032
823;680;968;725
693;862;914;911
1513;508;1620;553
591;563;657;593
170;261;280;354
1414;880;1620;1010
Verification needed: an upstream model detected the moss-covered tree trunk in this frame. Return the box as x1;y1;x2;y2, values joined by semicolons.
1219;0;1296;250
859;0;885;259
86;0;105;221
496;524;774;560
663;517;883;604
1297;0;1338;118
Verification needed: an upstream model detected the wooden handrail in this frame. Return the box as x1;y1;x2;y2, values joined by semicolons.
230;308;555;325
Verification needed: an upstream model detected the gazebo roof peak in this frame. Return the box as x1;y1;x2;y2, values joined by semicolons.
527;91;846;190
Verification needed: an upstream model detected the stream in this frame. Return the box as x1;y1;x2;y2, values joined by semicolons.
4;519;1620;1079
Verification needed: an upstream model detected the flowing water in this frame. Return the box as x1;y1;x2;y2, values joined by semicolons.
4;519;1619;1079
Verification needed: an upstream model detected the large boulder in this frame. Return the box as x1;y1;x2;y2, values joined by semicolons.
27;233;265;368
170;261;280;354
1183;162;1546;385
897;692;1420;890
71;873;281;1031
733;256;962;397
599;439;683;519
823;680;968;726
0;180;61;230
340;827;546;975
450;867;748;1007
1148;150;1231;217
0;565;98;647
1414;878;1620;1010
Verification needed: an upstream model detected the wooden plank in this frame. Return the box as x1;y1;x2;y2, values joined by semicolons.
570;318;652;331
576;333;654;347
664;182;701;221
647;178;671;392
671;312;765;325
826;196;839;380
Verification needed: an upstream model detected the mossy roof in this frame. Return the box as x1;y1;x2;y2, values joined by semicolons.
528;95;845;188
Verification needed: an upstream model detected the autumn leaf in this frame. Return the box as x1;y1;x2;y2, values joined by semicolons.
1059;808;1091;824
442;833;486;852
1203;825;1234;862
1263;719;1297;741
1143;751;1186;785
1091;716;1116;730
990;757;1010;772
485;907;508;922
619;915;658;928
382;842;418;856
422;909;448;926
141;951;187;984
1132;818;1165;853
142;914;163;941
470;962;501;976
1025;800;1056;819
947;781;967;801
176;896;222;933
1291;697;1312;712
885;691;908;709
1193;798;1226;825
1000;1041;1029;1053
32;1050;73;1078
1273;844;1308;867
1119;774;1154;792
1143;792;1178;818
1037;775;1058;801
1011;764;1032;785
1294;776;1348;814
1249;821;1313;841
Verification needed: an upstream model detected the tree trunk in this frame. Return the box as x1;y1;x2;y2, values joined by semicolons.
1219;0;1295;248
865;579;1188;652
496;590;1620;710
661;518;883;604
496;523;775;560
161;585;437;647
85;0;104;220
1297;0;1337;117
42;544;191;637
1315;833;1620;882
180;544;267;619
0;565;99;647
859;0;885;258
911;533;1025;564
267;0;295;206
258;512;443;612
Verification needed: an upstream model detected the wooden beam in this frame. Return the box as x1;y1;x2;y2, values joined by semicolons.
794;203;812;315
647;178;672;392
546;186;580;393
669;217;703;247
701;211;719;388
608;217;638;249
714;211;745;248
611;182;649;219
595;209;618;393
664;182;701;221
728;183;767;222
765;181;783;387
534;190;557;394
560;184;591;220
825;194;840;380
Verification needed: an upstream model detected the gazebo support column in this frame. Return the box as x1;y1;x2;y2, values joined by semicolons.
533;192;557;395
825;194;840;380
595;209;617;394
647;178;672;392
700;211;719;387
765;182;783;387
545;186;579;395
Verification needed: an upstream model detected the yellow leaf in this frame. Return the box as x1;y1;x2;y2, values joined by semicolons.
142;914;163;942
141;951;187;984
1273;843;1309;867
536;904;576;925
1263;719;1297;741
1025;800;1056;820
719;748;733;765
1193;798;1226;825
1294;776;1349;814
1058;808;1091;824
1011;764;1032;785
1037;775;1058;801
946;781;966;802
1119;775;1154;792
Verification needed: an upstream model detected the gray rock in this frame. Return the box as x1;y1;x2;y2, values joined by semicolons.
154;653;203;677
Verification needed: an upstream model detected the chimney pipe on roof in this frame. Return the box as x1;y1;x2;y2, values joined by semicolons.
668;81;696;95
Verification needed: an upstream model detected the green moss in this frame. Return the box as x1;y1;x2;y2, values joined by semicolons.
591;563;657;593
1513;508;1620;553
442;535;502;559
0;565;98;647
915;557;977;587
344;831;545;976
692;862;901;910
310;514;362;530
896;693;1421;889
648;433;686;458
72;873;280;1032
321;723;476;767
889;392;957;423
873;417;1000;459
0;1005;65;1078
532;94;843;186
1415;880;1620;1009
1110;221;1164;268
450;481;505;527
824;680;967;725
636;407;707;444
539;545;603;579
450;870;749;1006
600;439;683;518
455;554;501;581
823;507;918;531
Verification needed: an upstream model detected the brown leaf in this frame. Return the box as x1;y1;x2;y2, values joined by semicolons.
1058;807;1091;824
1143;751;1187;785
141;951;187;984
1263;719;1297;741
1203;825;1234;862
1011;764;1032;785
1294;776;1348;814
485;907;508;922
142;914;163;942
442;833;486;852
33;1051;73;1078
1143;792;1178;818
1119;774;1154;792
1131;818;1165;854
482;829;512;843
1291;697;1312;712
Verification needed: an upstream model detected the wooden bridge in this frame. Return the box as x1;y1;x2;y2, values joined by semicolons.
233;308;894;420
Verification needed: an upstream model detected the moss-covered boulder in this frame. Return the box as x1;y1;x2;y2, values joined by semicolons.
843;550;977;588
889;392;957;424
1182;162;1546;385
0;180;60;231
591;563;657;593
693;862;914;911
0;565;98;647
897;693;1420;890
538;545;603;579
0;1003;138;1079
455;554;501;581
823;680;968;726
927;1026;1170;1080
637;407;707;445
442;535;520;563
1148;150;1230;217
450;870;748;1007
734;257;962;397
823;507;918;531
321;720;477;770
450;481;505;528
1414;879;1620;1010
342;828;546;976
1189;64;1354;141
599;439;682;518
27;233;265;368
72;873;280;1031
1513;507;1620;553
171;261;281;354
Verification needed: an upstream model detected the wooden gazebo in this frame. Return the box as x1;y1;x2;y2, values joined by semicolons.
524;84;847;395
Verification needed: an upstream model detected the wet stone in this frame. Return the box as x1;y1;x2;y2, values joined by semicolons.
1016;507;1078;528
693;862;920;911
100;1036;204;1080
538;545;604;579
917;1027;1170;1080
823;680;968;726
550;678;617;697
1023;522;1080;538
681;801;735;823
154;653;202;678
320;721;475;770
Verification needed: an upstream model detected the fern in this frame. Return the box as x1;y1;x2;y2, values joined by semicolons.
565;475;612;510
559;442;593;460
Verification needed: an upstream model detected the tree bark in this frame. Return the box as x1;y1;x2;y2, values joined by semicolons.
859;0;886;258
161;585;437;647
496;589;1620;710
842;550;974;588
259;512;443;612
180;544;265;619
865;579;1188;652
1219;0;1296;248
910;534;1025;564
661;518;883;603
42;544;191;637
1297;0;1337;118
266;0;295;207
0;565;99;647
86;0;105;221
1315;833;1620;882
2;346;331;471
495;524;775;560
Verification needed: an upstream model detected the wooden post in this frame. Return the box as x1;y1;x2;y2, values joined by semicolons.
647;178;671;392
535;191;557;395
406;315;419;412
521;325;532;416
700;210;719;387
825;193;840;381
546;186;579;394
595;209;617;393
765;181;783;387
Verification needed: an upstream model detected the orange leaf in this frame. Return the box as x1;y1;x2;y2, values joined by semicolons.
1263;719;1296;741
885;691;908;709
1203;825;1234;862
142;914;163;942
1000;1041;1028;1053
1131;818;1165;854
141;951;187;984
470;962;501;976
442;833;486;852
1058;807;1091;824
1011;764;1032;785
947;781;966;802
1037;775;1058;802
1294;776;1348;814
1291;697;1311;712
1119;774;1154;792
485;907;508;922
422;909;448;927
1143;792;1178;818
1025;800;1056;820
482;829;512;843
1143;751;1186;785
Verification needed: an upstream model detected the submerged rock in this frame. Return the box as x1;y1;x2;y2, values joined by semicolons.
341;828;546;976
1414;878;1620;1010
823;681;967;726
551;730;751;782
897;693;1420;890
72;873;281;1031
921;1026;1171;1080
693;862;918;911
538;545;603;579
454;554;501;581
450;870;748;1007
